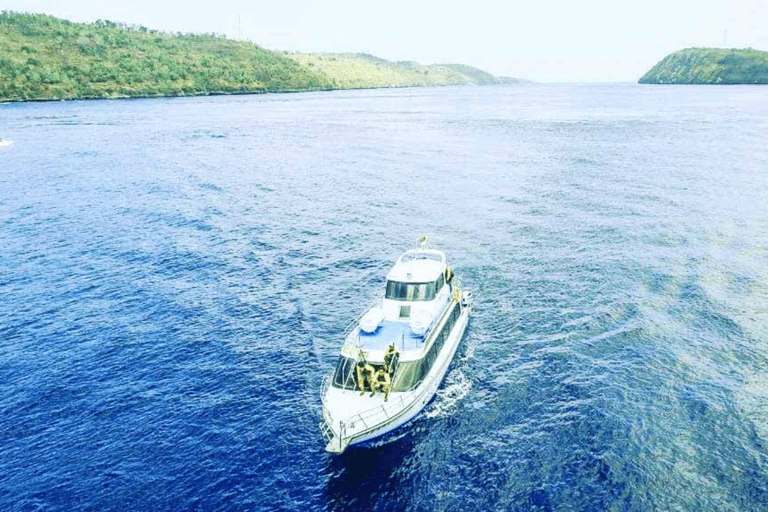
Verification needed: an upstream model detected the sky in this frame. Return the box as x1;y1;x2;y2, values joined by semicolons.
4;0;768;82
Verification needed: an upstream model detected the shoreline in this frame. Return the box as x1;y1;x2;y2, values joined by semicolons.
0;82;518;104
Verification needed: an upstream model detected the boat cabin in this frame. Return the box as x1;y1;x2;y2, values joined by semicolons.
330;246;460;394
382;248;447;320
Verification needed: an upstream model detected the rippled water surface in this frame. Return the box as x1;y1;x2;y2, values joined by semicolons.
2;84;768;511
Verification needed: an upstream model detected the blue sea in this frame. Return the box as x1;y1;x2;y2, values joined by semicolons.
1;84;767;511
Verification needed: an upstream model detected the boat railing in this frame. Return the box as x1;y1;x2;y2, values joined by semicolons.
320;372;333;405
341;391;417;437
322;371;414;449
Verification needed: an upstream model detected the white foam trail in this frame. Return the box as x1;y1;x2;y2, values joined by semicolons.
423;337;476;418
424;362;474;419
424;369;472;419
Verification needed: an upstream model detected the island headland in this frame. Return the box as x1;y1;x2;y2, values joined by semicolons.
639;47;768;84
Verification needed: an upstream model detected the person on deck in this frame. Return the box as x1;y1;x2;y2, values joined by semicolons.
356;361;375;395
384;344;399;374
371;368;391;401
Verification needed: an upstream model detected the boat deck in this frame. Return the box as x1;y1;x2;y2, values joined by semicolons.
358;320;425;352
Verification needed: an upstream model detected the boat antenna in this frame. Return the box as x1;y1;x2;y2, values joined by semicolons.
417;235;428;249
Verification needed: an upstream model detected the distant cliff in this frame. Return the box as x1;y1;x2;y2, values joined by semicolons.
0;11;517;102
639;48;768;84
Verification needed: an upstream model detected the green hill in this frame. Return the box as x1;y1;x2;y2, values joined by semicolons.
0;11;335;101
639;47;768;84
0;11;508;102
286;53;500;89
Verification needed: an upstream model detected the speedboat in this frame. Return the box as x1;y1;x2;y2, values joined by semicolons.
0;138;11;147
320;237;472;453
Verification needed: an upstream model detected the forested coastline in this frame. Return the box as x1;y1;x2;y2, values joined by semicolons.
0;11;507;102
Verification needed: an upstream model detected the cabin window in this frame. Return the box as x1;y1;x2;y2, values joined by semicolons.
385;280;437;301
420;301;458;375
425;343;438;369
332;356;358;390
391;301;461;392
391;360;426;391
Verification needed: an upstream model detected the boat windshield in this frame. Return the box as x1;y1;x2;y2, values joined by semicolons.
385;281;436;301
332;356;359;390
332;357;388;391
333;355;425;392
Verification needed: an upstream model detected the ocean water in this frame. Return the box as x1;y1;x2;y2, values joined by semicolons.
1;84;767;511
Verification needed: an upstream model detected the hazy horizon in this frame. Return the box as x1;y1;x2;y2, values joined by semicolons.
3;0;767;83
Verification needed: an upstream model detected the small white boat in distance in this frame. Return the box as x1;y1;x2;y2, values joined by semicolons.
0;138;11;147
320;237;472;453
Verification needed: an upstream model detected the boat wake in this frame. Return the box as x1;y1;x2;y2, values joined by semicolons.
423;364;473;419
